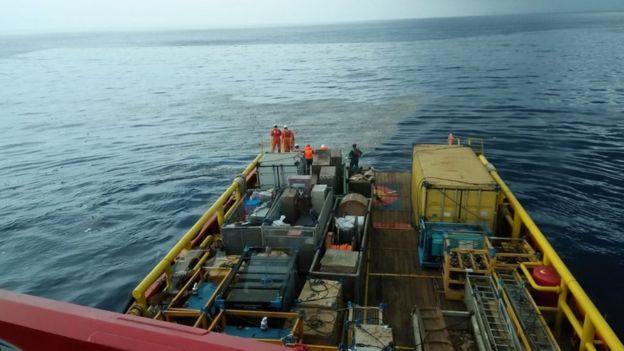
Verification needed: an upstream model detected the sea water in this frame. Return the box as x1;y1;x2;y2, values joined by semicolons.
1;11;623;334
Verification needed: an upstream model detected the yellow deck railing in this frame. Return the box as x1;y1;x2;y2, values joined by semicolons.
131;154;263;309
479;154;623;351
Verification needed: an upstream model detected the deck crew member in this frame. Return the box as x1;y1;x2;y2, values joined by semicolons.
270;124;282;153
447;132;455;146
304;144;314;174
348;143;363;173
282;125;295;152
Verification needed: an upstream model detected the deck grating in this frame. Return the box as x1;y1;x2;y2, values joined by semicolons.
373;171;413;225
365;171;468;348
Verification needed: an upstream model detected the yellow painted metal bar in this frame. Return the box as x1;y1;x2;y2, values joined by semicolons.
292;317;303;340
505;213;513;226
201;269;230;310
494;272;532;350
586;343;598;351
193;313;207;328
225;309;299;318
216;208;225;227
164;309;202;318
511;212;522;238
306;345;339;351
364;235;371;320
168;268;202;308
480;154;624;351
555;283;569;335
581;314;597;351
131;154;263;308
224;196;242;221
538;306;559;313
208;310;224;331
561;301;583;335
368;272;440;279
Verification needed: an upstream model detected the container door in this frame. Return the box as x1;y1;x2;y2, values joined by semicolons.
458;189;497;231
423;188;461;223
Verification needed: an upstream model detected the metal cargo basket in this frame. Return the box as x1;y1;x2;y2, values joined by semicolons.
308;196;372;303
262;188;335;271
222;192;273;254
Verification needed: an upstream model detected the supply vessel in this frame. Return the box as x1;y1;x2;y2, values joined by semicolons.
1;140;622;351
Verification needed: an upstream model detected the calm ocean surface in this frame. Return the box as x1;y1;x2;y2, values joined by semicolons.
1;12;623;335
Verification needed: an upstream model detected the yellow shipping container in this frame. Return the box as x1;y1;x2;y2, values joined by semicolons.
411;145;499;230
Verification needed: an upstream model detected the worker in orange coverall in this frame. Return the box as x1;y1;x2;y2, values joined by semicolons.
270;124;282;152
304;144;314;174
282;125;295;152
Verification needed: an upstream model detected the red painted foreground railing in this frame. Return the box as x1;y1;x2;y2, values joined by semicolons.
0;289;286;351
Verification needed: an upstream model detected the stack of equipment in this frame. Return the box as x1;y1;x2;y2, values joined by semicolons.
319;166;338;190
222;193;269;254
279;187;300;224
296;279;343;345
346;305;394;351
320;249;359;274
312;153;331;176
352;324;394;351
288;175;315;193
330;149;342;168
215;248;298;311
443;235;491;300
486;237;537;269
258;152;305;189
418;220;489;268
311;184;328;214
337;193;368;217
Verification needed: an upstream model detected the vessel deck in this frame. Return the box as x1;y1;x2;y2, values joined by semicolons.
367;171;465;348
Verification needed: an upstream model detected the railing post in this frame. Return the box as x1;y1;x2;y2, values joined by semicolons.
217;207;225;227
555;283;569;335
580;314;596;351
511;212;522;238
233;182;241;202
164;265;173;292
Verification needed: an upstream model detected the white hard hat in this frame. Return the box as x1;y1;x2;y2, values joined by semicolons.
284;124;288;128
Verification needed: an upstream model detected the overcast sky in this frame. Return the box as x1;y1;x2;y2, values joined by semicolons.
2;0;624;34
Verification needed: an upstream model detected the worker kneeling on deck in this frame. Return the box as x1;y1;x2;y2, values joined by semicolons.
282;125;295;152
304;144;314;174
270;124;282;152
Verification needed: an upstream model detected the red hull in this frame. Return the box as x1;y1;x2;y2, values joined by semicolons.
0;289;285;351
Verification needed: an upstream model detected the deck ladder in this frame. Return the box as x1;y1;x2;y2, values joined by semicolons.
465;275;522;351
496;270;560;351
